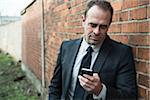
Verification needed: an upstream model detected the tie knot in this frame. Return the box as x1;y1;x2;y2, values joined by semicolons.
86;46;93;53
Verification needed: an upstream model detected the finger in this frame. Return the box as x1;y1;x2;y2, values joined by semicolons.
79;78;94;92
81;84;92;91
93;73;99;78
78;75;83;83
78;75;87;85
78;75;94;87
93;73;100;81
82;75;94;85
79;75;97;92
78;75;87;87
93;73;102;91
83;74;95;82
83;81;95;91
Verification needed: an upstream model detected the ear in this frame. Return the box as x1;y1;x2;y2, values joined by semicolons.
82;15;86;27
82;15;86;22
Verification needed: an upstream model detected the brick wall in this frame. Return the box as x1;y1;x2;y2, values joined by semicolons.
22;0;150;99
44;0;150;99
22;0;42;80
44;0;85;86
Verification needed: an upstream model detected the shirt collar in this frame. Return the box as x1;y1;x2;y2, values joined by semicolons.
81;38;104;53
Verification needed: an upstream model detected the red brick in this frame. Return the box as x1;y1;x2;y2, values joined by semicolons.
135;61;150;74
22;1;42;80
121;22;138;33
109;23;121;33
129;35;150;46
76;0;85;5
132;47;137;58
109;35;129;44
138;74;150;88
111;0;122;11
130;7;147;20
64;0;69;2
67;21;82;27
138;87;146;99
137;48;150;60
70;4;84;15
120;11;129;21
138;0;149;6
147;6;150;18
61;9;70;16
70;0;85;7
54;3;67;12
148;63;150;74
138;22;149;33
148;90;150;100
122;0;138;9
112;12;121;22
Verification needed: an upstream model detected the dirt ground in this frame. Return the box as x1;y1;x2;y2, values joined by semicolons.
0;51;41;100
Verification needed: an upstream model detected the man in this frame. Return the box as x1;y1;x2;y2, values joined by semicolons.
49;0;137;100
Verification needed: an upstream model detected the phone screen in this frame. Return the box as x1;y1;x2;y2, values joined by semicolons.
80;68;93;76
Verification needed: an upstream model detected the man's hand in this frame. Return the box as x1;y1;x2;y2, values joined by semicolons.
78;73;103;96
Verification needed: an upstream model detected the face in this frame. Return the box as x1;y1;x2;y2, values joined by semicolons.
82;5;111;45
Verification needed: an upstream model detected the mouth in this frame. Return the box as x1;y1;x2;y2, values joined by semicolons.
89;36;98;41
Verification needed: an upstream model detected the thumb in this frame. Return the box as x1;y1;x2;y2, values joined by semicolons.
93;73;99;78
93;73;101;83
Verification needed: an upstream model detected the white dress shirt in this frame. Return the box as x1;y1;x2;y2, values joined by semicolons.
68;38;106;100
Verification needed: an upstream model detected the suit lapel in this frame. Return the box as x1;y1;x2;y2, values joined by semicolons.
93;36;112;73
64;38;82;97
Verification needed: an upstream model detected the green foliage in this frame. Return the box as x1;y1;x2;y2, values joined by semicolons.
0;52;40;100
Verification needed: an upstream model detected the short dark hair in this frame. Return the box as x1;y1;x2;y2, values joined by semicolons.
84;0;114;24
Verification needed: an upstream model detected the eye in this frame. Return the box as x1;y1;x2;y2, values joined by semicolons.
100;25;108;29
89;23;97;28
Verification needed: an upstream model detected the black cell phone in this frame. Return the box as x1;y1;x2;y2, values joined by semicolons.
80;68;93;76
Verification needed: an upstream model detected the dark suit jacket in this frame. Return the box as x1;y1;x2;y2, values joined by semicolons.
49;36;137;100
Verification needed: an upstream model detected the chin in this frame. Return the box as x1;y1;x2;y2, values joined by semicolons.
92;41;100;45
91;43;96;45
88;42;97;45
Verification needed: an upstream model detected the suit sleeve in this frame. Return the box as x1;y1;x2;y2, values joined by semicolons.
106;47;138;100
48;43;63;100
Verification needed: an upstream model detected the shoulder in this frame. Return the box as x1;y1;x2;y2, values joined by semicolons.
61;38;82;48
107;38;134;62
108;38;132;53
58;38;82;56
108;37;130;48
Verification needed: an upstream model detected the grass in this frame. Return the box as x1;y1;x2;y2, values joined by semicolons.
0;51;40;100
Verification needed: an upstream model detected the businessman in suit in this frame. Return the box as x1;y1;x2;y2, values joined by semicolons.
48;0;137;100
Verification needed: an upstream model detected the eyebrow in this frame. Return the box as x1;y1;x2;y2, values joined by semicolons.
88;23;108;27
88;23;98;25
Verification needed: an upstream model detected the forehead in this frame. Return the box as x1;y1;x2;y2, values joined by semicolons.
86;5;111;24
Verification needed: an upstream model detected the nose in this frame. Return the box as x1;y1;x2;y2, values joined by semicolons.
93;26;100;35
